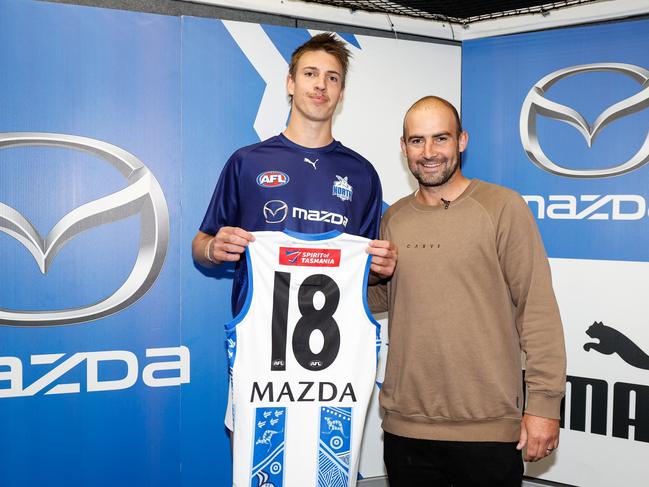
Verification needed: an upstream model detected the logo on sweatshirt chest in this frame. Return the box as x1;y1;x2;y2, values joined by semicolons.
405;242;441;250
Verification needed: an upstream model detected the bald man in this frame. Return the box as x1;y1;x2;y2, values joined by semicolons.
369;96;566;486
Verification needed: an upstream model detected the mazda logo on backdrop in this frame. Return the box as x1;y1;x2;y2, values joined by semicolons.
0;133;169;326
520;63;649;178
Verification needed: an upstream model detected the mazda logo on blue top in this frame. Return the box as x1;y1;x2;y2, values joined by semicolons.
263;200;288;223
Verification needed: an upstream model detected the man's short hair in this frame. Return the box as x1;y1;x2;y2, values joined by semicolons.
403;96;463;138
289;33;351;87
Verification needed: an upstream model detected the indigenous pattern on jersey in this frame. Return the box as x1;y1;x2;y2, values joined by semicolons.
251;407;286;487
199;134;383;314
318;406;352;487
227;231;380;487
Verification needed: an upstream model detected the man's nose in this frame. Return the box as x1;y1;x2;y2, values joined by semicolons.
314;73;326;91
423;139;437;159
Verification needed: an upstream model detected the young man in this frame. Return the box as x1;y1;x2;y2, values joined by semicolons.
192;33;395;313
192;33;396;486
370;96;566;486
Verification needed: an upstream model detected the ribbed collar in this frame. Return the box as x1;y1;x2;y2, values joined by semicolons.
408;179;480;212
278;132;340;154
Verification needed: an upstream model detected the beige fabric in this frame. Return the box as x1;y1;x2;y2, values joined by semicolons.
369;179;566;442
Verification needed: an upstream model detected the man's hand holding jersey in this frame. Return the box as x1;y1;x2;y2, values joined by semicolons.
192;227;255;266
367;240;397;281
194;229;397;279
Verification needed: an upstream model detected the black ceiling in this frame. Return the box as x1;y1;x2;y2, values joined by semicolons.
299;0;602;23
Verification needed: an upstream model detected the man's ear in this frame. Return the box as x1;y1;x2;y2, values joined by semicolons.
400;137;407;156
459;131;469;153
286;74;294;97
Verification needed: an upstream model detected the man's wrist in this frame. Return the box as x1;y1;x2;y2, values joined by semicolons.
204;238;216;264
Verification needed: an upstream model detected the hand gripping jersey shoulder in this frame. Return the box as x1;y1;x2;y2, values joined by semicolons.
226;230;380;487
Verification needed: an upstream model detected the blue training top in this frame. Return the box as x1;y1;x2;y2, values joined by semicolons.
200;133;383;314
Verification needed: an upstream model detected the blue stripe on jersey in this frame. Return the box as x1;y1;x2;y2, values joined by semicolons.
283;229;341;241
225;247;254;333
251;407;287;487
318;406;352;487
362;254;382;364
226;329;236;380
225;249;252;375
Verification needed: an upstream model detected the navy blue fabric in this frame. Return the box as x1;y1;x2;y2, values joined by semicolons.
200;133;382;314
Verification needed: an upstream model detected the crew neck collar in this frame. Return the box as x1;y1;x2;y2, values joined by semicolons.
409;179;480;211
279;132;339;154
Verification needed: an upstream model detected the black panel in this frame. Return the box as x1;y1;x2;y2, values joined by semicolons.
300;0;601;23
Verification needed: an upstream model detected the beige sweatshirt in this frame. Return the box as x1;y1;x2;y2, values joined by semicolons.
369;179;566;442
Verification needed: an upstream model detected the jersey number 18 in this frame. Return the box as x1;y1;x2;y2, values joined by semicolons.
270;271;340;372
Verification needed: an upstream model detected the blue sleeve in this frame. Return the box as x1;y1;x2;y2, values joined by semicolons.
199;152;242;235
359;162;383;240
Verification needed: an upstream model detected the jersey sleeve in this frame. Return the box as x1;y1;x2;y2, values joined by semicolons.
199;152;242;235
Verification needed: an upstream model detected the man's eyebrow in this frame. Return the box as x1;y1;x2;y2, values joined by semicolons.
301;66;341;76
406;131;451;141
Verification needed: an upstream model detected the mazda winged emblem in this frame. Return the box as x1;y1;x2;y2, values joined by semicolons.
263;200;288;224
520;63;649;178
0;133;169;326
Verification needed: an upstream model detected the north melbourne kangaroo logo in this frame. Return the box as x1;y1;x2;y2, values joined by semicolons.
583;321;649;370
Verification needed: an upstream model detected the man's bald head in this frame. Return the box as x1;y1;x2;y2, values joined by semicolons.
402;96;463;139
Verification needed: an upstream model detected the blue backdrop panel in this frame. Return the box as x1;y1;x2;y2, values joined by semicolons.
0;1;181;486
462;19;649;486
462;19;649;262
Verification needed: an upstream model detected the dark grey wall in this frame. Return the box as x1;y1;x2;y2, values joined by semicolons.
41;0;459;45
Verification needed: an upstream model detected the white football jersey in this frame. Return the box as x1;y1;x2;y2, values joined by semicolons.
227;230;380;487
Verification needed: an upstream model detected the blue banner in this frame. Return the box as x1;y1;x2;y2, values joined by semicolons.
461;18;649;487
0;1;181;486
462;19;649;262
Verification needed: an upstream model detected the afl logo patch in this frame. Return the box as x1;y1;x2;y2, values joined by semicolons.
257;171;289;188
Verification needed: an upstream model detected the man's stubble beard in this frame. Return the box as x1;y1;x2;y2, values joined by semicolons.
410;152;461;188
